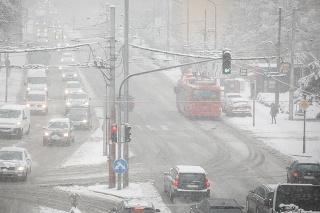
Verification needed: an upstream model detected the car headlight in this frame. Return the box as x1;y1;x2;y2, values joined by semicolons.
44;132;49;136
15;121;22;126
17;166;25;171
65;90;69;94
82;120;88;123
42;104;47;108
26;103;30;107
74;74;77;77
62;74;66;77
85;102;89;106
44;87;48;91
27;87;31;91
66;102;71;106
63;132;69;137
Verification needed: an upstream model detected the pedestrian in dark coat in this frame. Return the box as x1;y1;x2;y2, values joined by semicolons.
270;103;278;124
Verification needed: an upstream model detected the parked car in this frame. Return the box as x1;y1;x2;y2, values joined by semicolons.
110;198;160;213
164;165;210;202
191;198;243;213
43;118;75;146
286;159;320;184
62;67;78;81
0;146;32;181
246;184;276;213
247;184;320;213
222;93;242;113
25;90;49;115
65;91;90;114
225;97;252;117
64;81;84;99
66;107;92;130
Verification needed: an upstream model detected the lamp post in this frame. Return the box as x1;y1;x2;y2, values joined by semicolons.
207;0;217;50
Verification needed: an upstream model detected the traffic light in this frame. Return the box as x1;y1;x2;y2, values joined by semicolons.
222;50;231;74
124;123;131;142
111;124;117;143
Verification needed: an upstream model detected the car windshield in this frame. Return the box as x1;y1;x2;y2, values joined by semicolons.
63;69;76;73
297;164;320;172
28;94;45;101
0;151;23;161
68;110;87;116
48;121;68;129
68;93;86;99
67;83;81;88
0;109;21;118
28;77;47;84
209;208;243;213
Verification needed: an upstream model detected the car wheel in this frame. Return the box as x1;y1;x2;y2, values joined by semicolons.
256;208;259;213
246;201;251;213
17;129;23;139
21;172;27;181
169;188;175;203
164;182;167;193
26;125;30;135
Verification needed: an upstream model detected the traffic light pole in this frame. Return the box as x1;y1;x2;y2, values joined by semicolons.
108;5;116;189
123;0;130;188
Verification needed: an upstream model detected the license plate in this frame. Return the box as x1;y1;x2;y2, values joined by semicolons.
304;176;315;179
51;135;61;140
187;184;199;188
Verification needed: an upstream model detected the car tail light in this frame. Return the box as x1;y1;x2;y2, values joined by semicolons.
206;180;210;187
134;207;145;210
173;179;178;187
293;172;299;177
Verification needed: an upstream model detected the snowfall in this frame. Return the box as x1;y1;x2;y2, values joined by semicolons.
0;50;320;213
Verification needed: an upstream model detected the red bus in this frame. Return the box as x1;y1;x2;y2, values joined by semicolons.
174;74;221;118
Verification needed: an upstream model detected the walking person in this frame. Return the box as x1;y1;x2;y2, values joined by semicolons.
270;103;278;124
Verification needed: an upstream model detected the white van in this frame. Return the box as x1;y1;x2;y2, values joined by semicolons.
0;104;31;139
25;68;49;93
25;90;49;115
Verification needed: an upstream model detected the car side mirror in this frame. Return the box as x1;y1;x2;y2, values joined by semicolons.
23;116;27;120
174;86;178;94
164;172;169;175
43;126;46;129
264;199;271;207
155;209;160;212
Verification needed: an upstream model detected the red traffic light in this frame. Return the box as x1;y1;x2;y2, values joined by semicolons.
111;124;117;132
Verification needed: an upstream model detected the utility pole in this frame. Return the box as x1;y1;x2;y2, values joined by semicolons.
108;5;116;189
289;7;295;120
123;0;130;188
275;8;281;110
204;10;207;48
103;3;110;156
167;0;170;51
187;0;189;46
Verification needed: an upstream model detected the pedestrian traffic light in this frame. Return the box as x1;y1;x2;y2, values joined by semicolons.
124;123;131;142
111;124;117;143
222;50;231;74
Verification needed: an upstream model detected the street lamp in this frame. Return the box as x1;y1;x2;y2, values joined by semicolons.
206;0;217;50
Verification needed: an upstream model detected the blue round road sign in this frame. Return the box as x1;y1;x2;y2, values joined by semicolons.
113;159;128;174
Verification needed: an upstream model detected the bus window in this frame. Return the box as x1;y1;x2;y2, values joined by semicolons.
192;90;219;100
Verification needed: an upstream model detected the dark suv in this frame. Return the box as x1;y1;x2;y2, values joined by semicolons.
286;159;320;184
66;107;92;130
110;198;160;213
191;198;244;213
164;165;210;202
